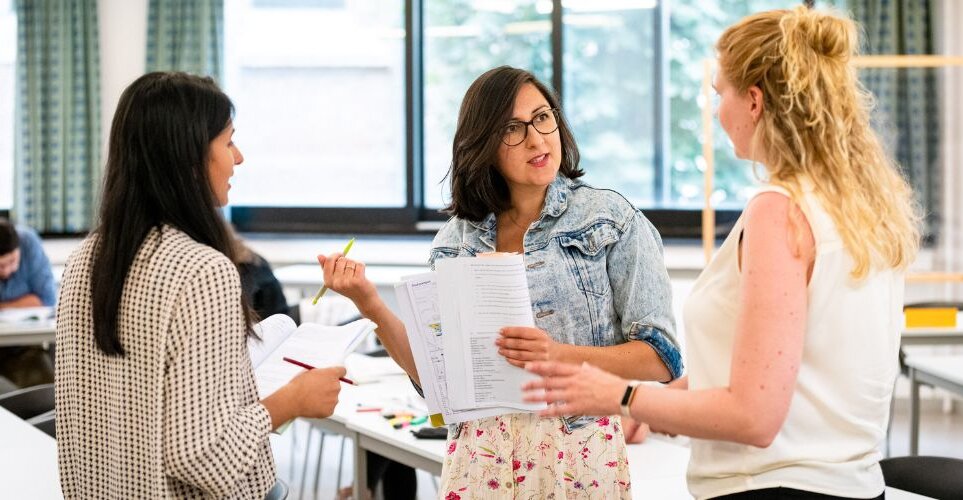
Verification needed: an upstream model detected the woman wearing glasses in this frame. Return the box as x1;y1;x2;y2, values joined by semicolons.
320;66;682;498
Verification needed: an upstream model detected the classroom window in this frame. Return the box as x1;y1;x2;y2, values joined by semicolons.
422;0;552;209
0;0;15;210
223;0;406;208
226;0;825;234
563;1;659;206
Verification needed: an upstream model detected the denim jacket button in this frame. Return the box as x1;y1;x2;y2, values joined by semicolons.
536;309;555;318
526;261;545;270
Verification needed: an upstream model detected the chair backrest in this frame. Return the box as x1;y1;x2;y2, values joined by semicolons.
0;382;54;419
263;479;288;500
881;456;963;499
26;409;55;439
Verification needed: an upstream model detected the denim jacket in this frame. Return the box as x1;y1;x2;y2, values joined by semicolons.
429;175;683;436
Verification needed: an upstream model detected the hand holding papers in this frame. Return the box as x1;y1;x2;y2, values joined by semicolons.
394;254;546;424
249;314;375;399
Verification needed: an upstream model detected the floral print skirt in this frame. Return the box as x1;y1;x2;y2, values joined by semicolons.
440;413;631;499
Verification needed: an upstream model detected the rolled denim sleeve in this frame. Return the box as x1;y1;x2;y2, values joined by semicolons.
608;210;684;380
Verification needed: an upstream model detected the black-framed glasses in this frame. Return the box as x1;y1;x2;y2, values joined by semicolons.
500;108;560;146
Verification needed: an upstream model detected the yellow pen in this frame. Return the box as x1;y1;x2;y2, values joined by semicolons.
312;237;356;305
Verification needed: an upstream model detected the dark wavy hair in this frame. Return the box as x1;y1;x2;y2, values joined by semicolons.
0;218;18;255
443;66;583;222
90;72;253;356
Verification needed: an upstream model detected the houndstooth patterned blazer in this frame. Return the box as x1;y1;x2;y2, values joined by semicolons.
55;225;276;499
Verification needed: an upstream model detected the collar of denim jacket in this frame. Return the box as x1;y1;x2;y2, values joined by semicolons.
468;174;574;233
541;175;572;218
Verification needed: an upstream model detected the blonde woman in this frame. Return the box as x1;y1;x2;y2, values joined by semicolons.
524;7;919;500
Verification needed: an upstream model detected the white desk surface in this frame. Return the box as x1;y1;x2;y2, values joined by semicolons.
274;264;429;288
321;373;934;499
331;376;446;462
0;407;62;499
905;355;963;385
0;307;56;347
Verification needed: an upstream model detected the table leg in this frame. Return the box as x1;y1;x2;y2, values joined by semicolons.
909;366;920;456
353;436;367;500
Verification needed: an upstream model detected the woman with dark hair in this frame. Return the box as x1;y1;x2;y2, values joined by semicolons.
319;66;682;498
55;72;344;498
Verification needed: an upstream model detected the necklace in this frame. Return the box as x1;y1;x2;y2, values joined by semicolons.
504;210;537;231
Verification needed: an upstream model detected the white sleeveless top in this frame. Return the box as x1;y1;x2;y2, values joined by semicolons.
684;183;903;499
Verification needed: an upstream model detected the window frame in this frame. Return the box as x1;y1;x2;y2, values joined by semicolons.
226;0;732;237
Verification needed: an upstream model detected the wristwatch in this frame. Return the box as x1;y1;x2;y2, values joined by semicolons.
620;380;641;418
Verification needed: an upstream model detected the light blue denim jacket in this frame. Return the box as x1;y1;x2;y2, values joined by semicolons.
429;175;683;435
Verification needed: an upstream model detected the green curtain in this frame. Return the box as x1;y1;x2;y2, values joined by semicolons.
146;0;223;80
849;0;940;239
14;0;101;233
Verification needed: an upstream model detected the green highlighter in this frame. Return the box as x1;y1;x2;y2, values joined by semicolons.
312;237;356;305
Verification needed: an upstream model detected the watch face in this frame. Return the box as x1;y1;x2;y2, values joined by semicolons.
621;383;635;406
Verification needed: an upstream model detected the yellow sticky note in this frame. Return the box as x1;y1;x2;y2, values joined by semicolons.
905;308;958;328
429;413;446;427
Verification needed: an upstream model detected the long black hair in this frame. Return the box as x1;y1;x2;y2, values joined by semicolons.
91;72;253;356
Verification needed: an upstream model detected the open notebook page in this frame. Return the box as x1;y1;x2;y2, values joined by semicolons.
249;314;375;399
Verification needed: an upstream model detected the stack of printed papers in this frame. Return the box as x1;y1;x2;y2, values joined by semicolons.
394;254;546;425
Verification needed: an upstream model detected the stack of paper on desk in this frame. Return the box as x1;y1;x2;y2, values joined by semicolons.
0;306;54;323
394;254;546;425
248;314;375;399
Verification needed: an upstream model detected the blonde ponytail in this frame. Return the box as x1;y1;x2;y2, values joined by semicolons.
717;6;920;279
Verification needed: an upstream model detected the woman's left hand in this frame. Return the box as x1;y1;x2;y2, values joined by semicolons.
496;327;559;368
523;361;627;417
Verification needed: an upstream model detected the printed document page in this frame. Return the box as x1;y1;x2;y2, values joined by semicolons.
436;255;545;412
249;314;375;399
395;274;517;424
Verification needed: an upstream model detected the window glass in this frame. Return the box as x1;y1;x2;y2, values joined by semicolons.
563;0;657;205
224;0;406;207
423;0;552;209
0;0;15;209
669;0;804;208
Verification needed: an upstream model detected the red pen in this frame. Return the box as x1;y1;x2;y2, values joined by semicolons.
282;357;355;385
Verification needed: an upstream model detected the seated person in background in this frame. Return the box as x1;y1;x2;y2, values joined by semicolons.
231;230;292;321
0;218;56;388
0;218;56;309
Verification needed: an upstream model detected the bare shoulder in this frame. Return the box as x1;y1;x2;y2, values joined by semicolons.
744;191;815;260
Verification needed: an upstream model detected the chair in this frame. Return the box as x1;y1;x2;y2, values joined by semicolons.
0;382;54;419
264;479;289;500
881;456;963;499
26;409;55;438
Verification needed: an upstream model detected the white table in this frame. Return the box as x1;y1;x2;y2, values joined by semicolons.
307;376;444;500
274;264;429;298
905;355;963;456
0;307;56;347
309;375;934;499
0;406;62;498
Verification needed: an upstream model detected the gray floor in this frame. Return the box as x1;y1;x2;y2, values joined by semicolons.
273;396;963;500
888;395;963;459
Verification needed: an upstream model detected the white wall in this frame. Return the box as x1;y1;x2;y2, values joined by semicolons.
97;0;148;157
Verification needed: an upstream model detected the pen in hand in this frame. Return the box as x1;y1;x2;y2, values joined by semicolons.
312;237;356;305
282;356;355;385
